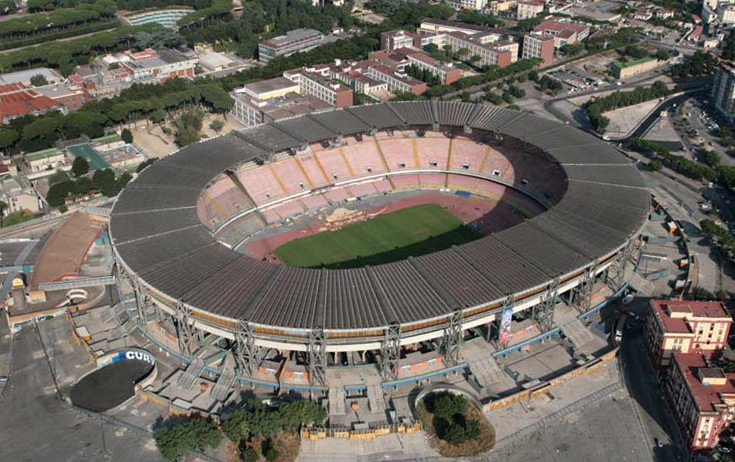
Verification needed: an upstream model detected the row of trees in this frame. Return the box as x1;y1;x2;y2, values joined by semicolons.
585;81;671;132
670;50;718;78
423;58;541;98
0;23;161;75
0;78;233;154
0;0;118;51
630;138;735;191
701;219;735;257
154;398;326;461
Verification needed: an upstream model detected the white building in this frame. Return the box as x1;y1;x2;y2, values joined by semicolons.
713;62;735;124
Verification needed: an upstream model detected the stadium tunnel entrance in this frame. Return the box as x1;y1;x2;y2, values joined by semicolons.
70;349;156;412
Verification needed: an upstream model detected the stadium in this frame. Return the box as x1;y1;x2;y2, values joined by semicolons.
109;101;650;391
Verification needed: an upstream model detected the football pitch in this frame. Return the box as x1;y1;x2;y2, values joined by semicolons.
273;204;483;268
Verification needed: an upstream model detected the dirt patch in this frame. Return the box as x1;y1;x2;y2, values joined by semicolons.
130;114;244;159
241;431;300;462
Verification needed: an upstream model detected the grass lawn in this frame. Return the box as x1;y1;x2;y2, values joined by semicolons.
273;204;482;268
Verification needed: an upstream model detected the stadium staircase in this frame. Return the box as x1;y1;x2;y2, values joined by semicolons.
177;358;205;389
559;318;605;356
367;384;386;414
210;353;237;401
328;387;346;416
466;355;507;390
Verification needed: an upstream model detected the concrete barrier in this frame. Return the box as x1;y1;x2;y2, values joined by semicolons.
483;347;619;411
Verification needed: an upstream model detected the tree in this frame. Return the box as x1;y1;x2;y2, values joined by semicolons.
50;169;70;185
209;119;225;133
46;180;74;207
154;417;222;462
431;393;466;421
121;128;133;144
71;156;89;177
0;200;6;226
0;128;18;154
30;74;48;87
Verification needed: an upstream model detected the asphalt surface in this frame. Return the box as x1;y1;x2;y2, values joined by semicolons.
71;360;153;412
620;321;684;462
0;322;162;462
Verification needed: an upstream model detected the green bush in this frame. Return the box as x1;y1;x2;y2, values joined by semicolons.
154;417;222;461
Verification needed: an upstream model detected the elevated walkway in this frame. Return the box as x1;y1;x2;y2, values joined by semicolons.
210;354;237;401
329;387;346;416
177;358;205;389
559;318;606;356
367;384;386;414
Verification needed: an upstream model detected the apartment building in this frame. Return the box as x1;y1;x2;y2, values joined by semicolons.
517;0;544;20
446;0;487;10
663;353;735;451
532;20;590;48
258;29;324;63
406;52;462;85
365;64;428;95
380;30;416;52
645;299;732;368
522;33;555;67
296;71;353;108
713;61;735;124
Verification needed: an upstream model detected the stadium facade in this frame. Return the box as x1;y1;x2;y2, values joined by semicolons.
110;101;649;388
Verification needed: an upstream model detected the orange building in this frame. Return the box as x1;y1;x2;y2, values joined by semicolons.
645;299;732;367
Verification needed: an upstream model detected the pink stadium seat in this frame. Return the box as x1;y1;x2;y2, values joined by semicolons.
390;174;419;188
414;135;450;169
378;137;416;171
480;149;514;181
316;148;354;182
260;208;281;224
450;138;487;170
237;165;287;205
418;173;446;187
447;174;481;192
272;201;306;220
342;137;387;175
270;158;313;194
297;154;330;188
475;180;507;198
373;179;393;192
300;194;329;211
348;182;378;197
324;187;350;203
197;176;252;228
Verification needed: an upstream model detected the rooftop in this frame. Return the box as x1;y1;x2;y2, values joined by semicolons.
261;28;324;49
673;353;735;413
650;299;731;335
533;19;590;33
239;77;299;98
25;148;63;162
613;56;656;69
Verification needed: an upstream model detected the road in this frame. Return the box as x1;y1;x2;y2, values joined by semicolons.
620;322;684;462
0;320;162;462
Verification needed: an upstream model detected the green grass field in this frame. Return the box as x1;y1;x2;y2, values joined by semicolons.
273;204;482;269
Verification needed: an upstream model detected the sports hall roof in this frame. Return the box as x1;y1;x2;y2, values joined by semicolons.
110;102;649;331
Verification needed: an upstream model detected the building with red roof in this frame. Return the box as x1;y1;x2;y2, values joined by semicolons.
645;299;732;367
532;20;590;49
0;83;63;124
663;352;735;451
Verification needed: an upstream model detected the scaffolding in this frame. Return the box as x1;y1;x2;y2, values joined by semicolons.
175;302;195;357
235;321;263;377
308;327;327;386
533;278;559;333
570;262;598;313
442;311;463;366
380;322;401;381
